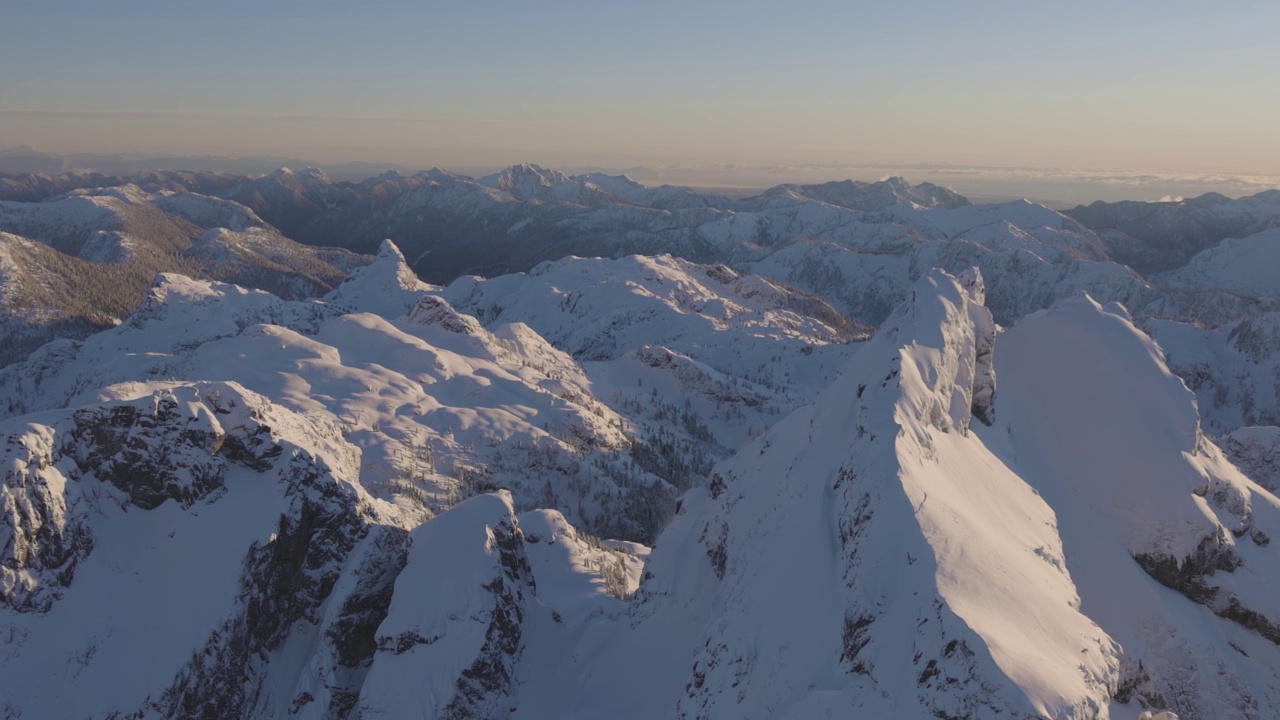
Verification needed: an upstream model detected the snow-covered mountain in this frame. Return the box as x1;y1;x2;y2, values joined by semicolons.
8;165;1271;334
1067;190;1280;274
0;184;368;365
437;252;866;488
506;271;1280;720
1155;227;1280;298
4;163;1280;718
0;240;857;718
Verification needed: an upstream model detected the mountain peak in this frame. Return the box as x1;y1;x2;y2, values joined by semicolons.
604;268;1113;719
324;239;432;318
297;166;332;183
480;162;573;193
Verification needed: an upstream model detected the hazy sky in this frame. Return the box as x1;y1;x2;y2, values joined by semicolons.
3;0;1278;179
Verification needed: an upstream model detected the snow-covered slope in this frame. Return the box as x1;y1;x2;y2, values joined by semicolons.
1223;427;1280;494
4;253;1279;717
440;253;868;484
994;295;1280;719
0;248;675;542
0;379;404;719
0;184;369;365
1068;190;1280;274
324;239;438;319
0;252;670;718
538;271;1111;719
505;271;1280;720
1143;312;1280;432
1157;228;1280;298
441;253;857;370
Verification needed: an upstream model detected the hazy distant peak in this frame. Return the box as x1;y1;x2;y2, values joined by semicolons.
0;145;54;158
297;166;330;181
416;167;470;183
480;162;572;190
1242;188;1280;205
751;176;969;212
572;171;643;187
474;162;635;206
63;182;153;205
1181;191;1232;208
363;169;406;184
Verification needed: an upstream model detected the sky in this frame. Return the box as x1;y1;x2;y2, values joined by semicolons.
2;0;1278;198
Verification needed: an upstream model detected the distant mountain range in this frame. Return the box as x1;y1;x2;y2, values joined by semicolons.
0;145;425;181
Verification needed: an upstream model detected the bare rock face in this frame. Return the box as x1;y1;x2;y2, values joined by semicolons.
0;422;94;613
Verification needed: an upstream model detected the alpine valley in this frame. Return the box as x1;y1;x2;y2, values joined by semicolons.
3;164;1280;719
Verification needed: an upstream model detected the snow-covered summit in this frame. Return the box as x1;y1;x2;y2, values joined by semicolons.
323;238;435;318
478;162;619;206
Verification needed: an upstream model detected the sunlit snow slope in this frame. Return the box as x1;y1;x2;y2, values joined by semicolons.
517;270;1280;720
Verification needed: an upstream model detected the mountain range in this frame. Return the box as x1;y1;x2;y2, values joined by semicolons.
2;164;1280;718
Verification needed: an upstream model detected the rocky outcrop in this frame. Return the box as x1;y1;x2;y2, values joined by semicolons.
356;491;535;719
0;383;291;614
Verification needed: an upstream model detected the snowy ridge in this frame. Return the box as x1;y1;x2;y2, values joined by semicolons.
0;254;687;718
440;252;867;496
0;255;674;542
574;270;1119;720
0;380;379;718
509;270;1280;720
441;253;859;362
